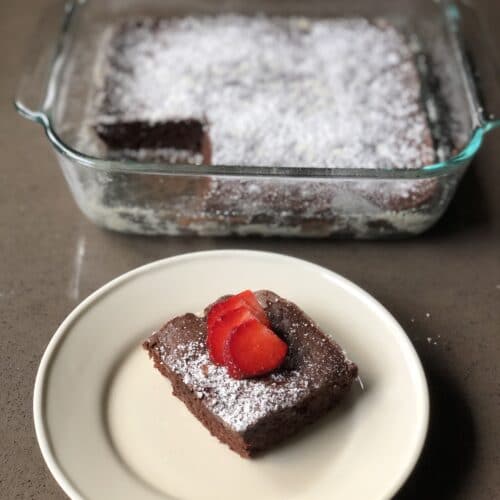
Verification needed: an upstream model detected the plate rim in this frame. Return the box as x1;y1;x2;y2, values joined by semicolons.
33;249;429;500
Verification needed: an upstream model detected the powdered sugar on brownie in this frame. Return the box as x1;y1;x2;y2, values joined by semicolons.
160;340;311;432
146;290;357;433
96;15;434;168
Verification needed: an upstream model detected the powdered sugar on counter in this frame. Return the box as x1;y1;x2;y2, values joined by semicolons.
426;334;440;346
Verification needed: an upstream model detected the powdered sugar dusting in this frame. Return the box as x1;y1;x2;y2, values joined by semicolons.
160;340;311;432
96;15;434;168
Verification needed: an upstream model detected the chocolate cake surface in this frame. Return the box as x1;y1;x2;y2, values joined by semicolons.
95;15;434;169
143;290;358;457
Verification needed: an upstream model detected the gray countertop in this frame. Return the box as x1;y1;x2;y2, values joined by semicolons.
1;1;499;498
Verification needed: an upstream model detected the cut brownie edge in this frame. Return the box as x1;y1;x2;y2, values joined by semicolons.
95;119;211;163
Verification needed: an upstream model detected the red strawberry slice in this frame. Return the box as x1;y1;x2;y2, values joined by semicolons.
224;318;288;379
207;290;269;329
207;307;255;365
236;290;269;326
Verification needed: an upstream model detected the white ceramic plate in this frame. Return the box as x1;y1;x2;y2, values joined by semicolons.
34;250;428;500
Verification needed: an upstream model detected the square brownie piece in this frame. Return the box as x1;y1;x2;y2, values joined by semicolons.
143;290;358;457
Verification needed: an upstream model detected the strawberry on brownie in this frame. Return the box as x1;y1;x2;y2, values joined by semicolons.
143;290;358;457
207;290;286;377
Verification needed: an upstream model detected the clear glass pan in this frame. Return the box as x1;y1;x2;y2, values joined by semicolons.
15;0;500;237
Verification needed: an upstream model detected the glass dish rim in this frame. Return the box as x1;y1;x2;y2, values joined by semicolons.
15;0;500;180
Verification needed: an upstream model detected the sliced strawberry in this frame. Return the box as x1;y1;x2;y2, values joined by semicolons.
224;319;288;379
236;290;269;326
207;290;269;329
207;295;243;330
207;307;255;365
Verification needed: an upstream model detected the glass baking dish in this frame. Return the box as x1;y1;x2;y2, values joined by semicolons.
15;0;500;238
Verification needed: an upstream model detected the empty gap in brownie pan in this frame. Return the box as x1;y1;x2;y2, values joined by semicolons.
95;119;212;164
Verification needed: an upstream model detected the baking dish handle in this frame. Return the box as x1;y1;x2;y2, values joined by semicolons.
14;0;78;125
454;0;500;133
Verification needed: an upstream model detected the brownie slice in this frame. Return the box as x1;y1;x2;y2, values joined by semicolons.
143;290;358;457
